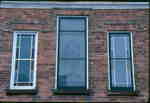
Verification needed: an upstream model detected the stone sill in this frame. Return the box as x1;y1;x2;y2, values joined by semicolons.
52;88;90;95
6;88;37;95
107;90;139;96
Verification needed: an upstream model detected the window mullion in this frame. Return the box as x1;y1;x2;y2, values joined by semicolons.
16;59;33;60
60;30;85;32
110;57;131;60
60;57;85;60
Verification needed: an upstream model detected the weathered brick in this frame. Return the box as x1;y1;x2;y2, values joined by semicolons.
0;8;149;102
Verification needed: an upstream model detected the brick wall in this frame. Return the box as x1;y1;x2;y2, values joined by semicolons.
0;8;149;102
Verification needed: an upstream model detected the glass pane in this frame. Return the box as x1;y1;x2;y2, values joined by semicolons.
32;49;35;59
19;35;32;59
16;48;19;59
30;61;34;82
16;37;20;48
14;62;18;83
111;59;132;87
31;35;35;59
59;32;85;58
60;18;85;31
58;60;86;88
110;35;130;58
16;60;32;82
16;36;21;58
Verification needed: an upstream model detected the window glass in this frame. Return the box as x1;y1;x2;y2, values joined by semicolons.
59;32;85;58
109;32;134;90
57;17;87;89
58;60;85;88
60;18;85;31
17;60;31;82
111;60;132;87
110;35;130;58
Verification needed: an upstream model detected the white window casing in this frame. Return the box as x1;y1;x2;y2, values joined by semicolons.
10;31;38;90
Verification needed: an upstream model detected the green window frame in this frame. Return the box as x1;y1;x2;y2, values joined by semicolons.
56;16;88;91
108;32;135;92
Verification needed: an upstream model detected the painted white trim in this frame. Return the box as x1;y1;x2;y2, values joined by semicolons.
55;16;59;89
10;32;17;89
86;17;89;90
107;32;111;90
55;16;88;89
10;31;38;90
0;1;149;9
107;31;136;91
33;31;38;89
16;59;34;60
130;32;136;91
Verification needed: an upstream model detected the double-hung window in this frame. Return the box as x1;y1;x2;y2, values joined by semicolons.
108;32;135;92
10;31;38;90
56;16;88;91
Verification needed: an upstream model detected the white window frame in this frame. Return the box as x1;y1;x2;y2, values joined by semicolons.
10;31;38;90
107;31;136;91
55;16;89;89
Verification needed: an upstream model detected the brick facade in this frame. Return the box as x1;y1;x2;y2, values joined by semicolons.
0;8;149;102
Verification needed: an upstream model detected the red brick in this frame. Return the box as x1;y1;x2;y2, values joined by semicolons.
0;8;149;102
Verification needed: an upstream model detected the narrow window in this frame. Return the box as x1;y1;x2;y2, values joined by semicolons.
108;32;135;92
10;31;38;90
56;16;88;90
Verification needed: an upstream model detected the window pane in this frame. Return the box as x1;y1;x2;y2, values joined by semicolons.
110;35;130;58
30;61;34;82
15;61;34;85
16;60;32;82
60;18;85;31
32;35;35;59
19;35;32;59
58;60;86;88
59;32;85;58
111;59;132;87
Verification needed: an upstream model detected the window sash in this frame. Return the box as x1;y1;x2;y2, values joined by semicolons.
110;59;133;87
110;35;131;58
58;59;86;88
15;35;34;84
10;31;38;89
57;16;88;89
108;32;134;91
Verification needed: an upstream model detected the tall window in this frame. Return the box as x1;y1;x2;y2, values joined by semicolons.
108;32;135;91
56;16;88;90
10;31;38;89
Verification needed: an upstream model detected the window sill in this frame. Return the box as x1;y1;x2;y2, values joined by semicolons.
107;90;138;96
52;88;90;95
6;88;37;95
